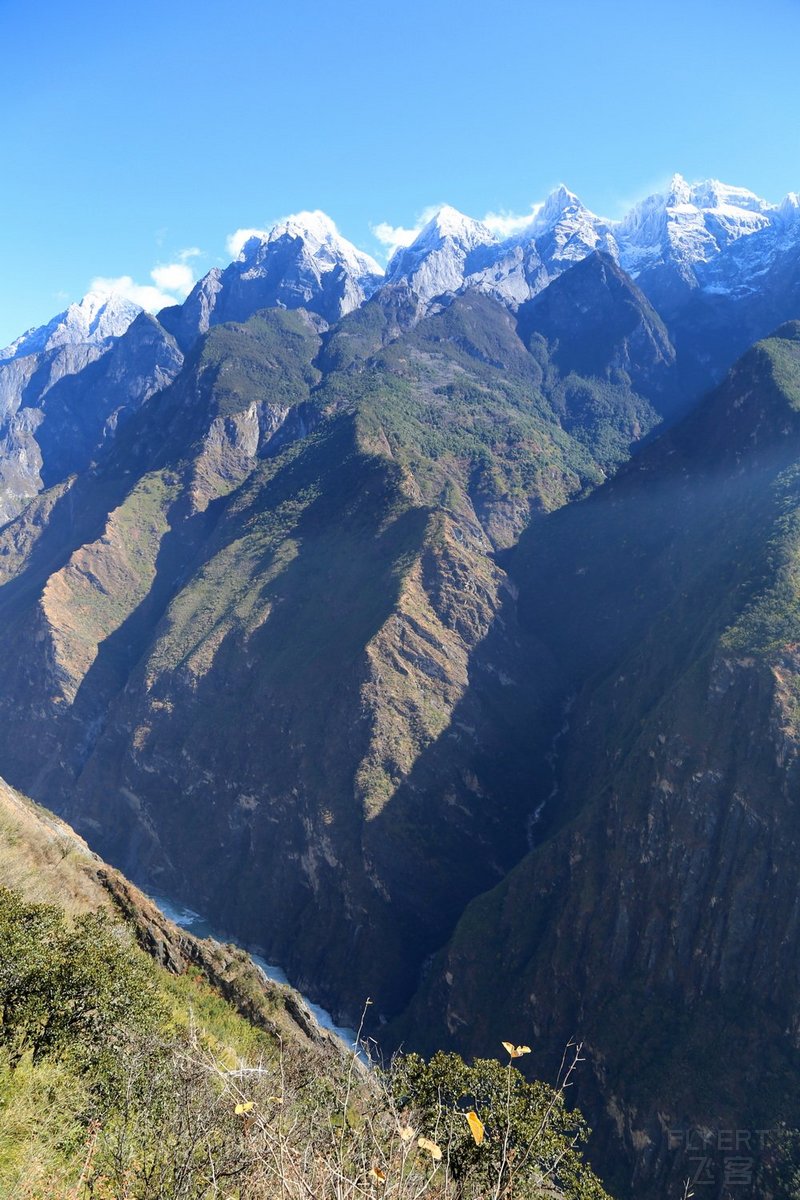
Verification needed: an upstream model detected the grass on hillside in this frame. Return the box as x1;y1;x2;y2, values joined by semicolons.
0;882;611;1200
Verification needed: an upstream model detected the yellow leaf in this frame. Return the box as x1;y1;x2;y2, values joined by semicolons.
501;1041;531;1058
417;1136;443;1162
466;1110;485;1145
398;1124;415;1142
369;1167;387;1184
267;1096;285;1105
234;1101;254;1115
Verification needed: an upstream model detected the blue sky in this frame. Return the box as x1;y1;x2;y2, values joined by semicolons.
1;0;799;346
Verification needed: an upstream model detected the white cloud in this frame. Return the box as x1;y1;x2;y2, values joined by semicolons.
369;207;444;259
151;262;195;297
371;221;420;252
178;246;203;262
89;275;180;312
481;204;544;238
89;255;198;312
226;227;267;258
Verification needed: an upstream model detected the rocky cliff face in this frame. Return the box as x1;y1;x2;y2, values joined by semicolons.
0;773;345;1056
0;282;674;1030
0;308;182;523
160;212;383;352
398;326;800;1198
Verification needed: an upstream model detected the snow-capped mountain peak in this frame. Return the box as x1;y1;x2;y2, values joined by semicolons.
665;172;693;205
385;206;497;304
408;205;497;253
524;185;619;267
616;175;776;279
165;209;385;342
685;178;773;215
8;174;800;367
1;291;141;363
240;210;383;285
533;184;584;228
71;290;143;337
268;209;341;246
778;192;800;225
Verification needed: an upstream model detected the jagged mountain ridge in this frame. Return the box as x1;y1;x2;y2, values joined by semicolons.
3;174;798;528
381;174;799;312
159;210;383;352
0;214;382;525
0;291;141;362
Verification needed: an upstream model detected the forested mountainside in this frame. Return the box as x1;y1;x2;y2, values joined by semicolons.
2;177;800;1197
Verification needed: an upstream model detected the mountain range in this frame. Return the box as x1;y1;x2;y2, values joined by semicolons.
2;174;800;1197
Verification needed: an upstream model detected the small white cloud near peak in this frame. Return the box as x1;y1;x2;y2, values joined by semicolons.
151;262;195;298
371;221;421;256
89;252;198;314
370;206;449;259
226;227;268;259
89;275;179;313
481;204;545;239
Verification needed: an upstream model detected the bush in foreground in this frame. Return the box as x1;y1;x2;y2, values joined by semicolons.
0;886;610;1198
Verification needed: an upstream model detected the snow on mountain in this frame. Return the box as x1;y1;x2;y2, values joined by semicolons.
1;292;142;363
779;192;800;224
385;206;498;304
384;192;618;310
165;211;384;348
525;185;619;268
615;174;776;280
252;210;383;285
372;176;800;362
699;187;800;298
7;178;800;368
466;184;621;306
0;293;179;525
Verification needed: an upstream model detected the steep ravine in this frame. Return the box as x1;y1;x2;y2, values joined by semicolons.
0;288;669;1032
400;650;800;1192
0;774;351;1060
2;286;798;1196
394;326;800;1198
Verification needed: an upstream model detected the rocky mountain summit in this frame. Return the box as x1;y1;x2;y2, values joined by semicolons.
1;290;141;362
5;176;799;525
160;210;383;351
0;293;179;524
384;188;618;312
382;175;800;318
617;175;774;274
